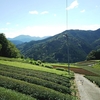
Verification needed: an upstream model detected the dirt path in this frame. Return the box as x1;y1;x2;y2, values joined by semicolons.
75;74;100;100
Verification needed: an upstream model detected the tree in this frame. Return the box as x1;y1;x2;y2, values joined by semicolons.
0;44;2;51
0;33;21;58
0;33;8;56
95;49;100;59
86;49;100;60
6;41;21;58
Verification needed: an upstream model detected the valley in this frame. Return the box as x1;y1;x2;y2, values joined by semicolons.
1;0;100;99
0;29;100;100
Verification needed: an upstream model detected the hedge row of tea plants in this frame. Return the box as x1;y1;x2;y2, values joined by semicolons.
85;76;100;87
0;64;71;87
0;63;77;99
0;75;77;100
0;70;71;94
0;86;36;100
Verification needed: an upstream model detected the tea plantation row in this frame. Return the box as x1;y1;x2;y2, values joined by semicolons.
0;64;71;86
0;70;71;94
0;87;36;100
0;64;77;100
85;76;100;87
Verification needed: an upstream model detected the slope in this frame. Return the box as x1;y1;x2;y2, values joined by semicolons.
17;29;100;62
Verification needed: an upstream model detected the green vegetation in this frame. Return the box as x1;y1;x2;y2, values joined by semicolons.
93;61;100;69
76;60;100;76
85;61;100;87
1;28;100;99
75;60;100;87
0;60;73;77
0;75;75;100
0;87;36;100
17;29;100;63
0;57;78;100
85;76;100;87
0;65;71;94
0;33;20;58
87;49;100;60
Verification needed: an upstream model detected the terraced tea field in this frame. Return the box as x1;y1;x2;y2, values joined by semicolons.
0;58;78;100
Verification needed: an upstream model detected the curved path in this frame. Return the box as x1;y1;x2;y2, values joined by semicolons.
75;74;100;100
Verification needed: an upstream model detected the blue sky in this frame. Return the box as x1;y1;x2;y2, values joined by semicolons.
0;0;100;38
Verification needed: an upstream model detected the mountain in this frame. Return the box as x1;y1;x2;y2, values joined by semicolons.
17;29;100;63
8;35;50;45
9;40;23;45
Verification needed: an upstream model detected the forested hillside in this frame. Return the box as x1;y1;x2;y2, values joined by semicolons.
0;33;20;58
17;29;100;63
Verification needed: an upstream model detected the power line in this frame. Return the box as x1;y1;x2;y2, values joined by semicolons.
66;0;68;31
66;0;70;73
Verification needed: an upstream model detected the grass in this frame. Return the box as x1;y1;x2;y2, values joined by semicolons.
74;60;100;75
85;61;100;87
45;62;79;68
0;60;73;77
93;61;100;69
75;60;100;87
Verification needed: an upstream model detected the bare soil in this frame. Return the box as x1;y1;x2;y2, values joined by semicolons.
52;66;98;76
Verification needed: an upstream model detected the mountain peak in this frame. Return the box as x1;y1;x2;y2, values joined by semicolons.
8;35;50;43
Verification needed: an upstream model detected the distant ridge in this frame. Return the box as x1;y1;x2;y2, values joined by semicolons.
8;35;50;45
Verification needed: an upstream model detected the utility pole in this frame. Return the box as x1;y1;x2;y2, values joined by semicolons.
63;34;70;73
65;0;70;73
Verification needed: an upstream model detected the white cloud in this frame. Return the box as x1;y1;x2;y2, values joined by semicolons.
4;32;16;38
21;25;66;37
0;28;8;30
80;9;85;13
5;24;100;38
29;11;49;15
66;0;79;10
0;28;14;31
29;10;39;14
6;22;11;25
41;11;49;14
5;25;66;38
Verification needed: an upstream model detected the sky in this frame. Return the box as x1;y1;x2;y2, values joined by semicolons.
0;0;100;38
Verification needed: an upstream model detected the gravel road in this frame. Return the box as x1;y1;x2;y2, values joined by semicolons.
75;74;100;100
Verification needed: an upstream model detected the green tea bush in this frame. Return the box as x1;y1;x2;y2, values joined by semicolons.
0;87;36;100
45;65;53;69
85;76;100;87
0;75;76;100
56;67;65;71
0;64;71;87
0;70;71;94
